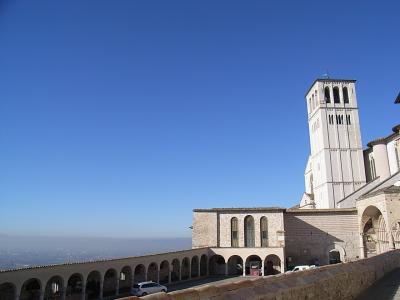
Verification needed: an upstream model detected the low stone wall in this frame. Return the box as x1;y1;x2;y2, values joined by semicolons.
120;250;400;300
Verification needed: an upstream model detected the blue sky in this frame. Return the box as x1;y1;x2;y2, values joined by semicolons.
0;0;399;238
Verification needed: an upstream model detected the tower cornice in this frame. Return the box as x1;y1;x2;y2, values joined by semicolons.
305;78;356;97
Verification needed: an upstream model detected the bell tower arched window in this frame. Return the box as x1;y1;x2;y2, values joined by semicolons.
333;87;340;103
244;215;255;247
260;217;268;247
324;87;331;103
231;217;239;247
343;87;349;103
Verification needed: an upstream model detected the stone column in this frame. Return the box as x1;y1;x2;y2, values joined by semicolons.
115;280;119;296
39;291;44;300
261;260;265;276
225;263;229;276
168;270;172;284
242;265;246;277
61;287;66;300
14;293;20;300
99;280;103;300
81;283;86;300
157;269;160;283
359;233;365;259
198;262;201;278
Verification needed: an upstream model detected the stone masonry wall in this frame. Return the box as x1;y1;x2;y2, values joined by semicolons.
192;212;218;248
120;250;400;300
284;209;360;266
219;212;284;248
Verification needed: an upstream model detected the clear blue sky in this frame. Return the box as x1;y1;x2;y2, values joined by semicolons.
1;0;399;238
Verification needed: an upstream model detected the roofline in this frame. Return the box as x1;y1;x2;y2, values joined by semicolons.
193;207;286;213
366;124;399;148
286;208;357;213
305;78;356;97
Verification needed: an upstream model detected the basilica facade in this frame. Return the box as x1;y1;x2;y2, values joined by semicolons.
192;78;400;273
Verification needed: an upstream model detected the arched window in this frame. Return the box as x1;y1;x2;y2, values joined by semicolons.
260;217;268;247
244;215;255;247
333;87;340;103
370;157;377;179
311;94;315;111
231;217;239;247
395;140;400;169
324;87;331;103
343;87;349;103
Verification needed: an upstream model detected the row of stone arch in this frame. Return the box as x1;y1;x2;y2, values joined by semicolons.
0;255;208;300
209;254;281;277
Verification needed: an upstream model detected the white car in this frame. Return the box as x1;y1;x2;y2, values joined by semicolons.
287;265;316;272
131;281;167;296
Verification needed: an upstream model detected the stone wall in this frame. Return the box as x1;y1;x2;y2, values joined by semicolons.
284;208;360;266
122;250;400;300
192;211;218;248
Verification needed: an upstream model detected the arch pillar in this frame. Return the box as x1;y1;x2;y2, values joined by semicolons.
15;293;20;300
61;286;66;300
389;233;396;250
359;232;365;259
168;270;172;284
99;279;104;300
225;263;228;276
198;260;201;277
39;290;44;300
130;269;135;289
261;260;265;276
157;269;160;283
81;283;86;300
115;280;119;296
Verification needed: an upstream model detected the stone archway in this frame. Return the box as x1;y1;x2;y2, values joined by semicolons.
44;276;63;300
147;262;158;282
159;261;170;284
191;256;199;278
66;273;83;300
86;271;101;300
171;259;180;282
181;257;190;280
119;266;132;295
208;255;226;275
264;254;281;275
20;278;41;300
134;265;146;283
103;269;118;297
361;205;392;257
227;255;243;275
245;255;262;276
0;282;16;300
326;244;346;264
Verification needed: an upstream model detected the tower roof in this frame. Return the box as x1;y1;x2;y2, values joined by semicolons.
305;78;356;97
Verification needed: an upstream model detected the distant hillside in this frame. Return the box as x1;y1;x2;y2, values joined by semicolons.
0;235;191;270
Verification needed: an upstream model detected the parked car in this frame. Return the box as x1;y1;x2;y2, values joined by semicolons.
131;281;167;296
287;265;316;272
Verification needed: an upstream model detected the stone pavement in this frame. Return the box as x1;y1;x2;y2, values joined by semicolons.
357;268;400;300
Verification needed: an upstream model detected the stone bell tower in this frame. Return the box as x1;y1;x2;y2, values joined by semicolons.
301;78;366;209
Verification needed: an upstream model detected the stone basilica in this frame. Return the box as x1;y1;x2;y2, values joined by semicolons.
192;78;400;274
